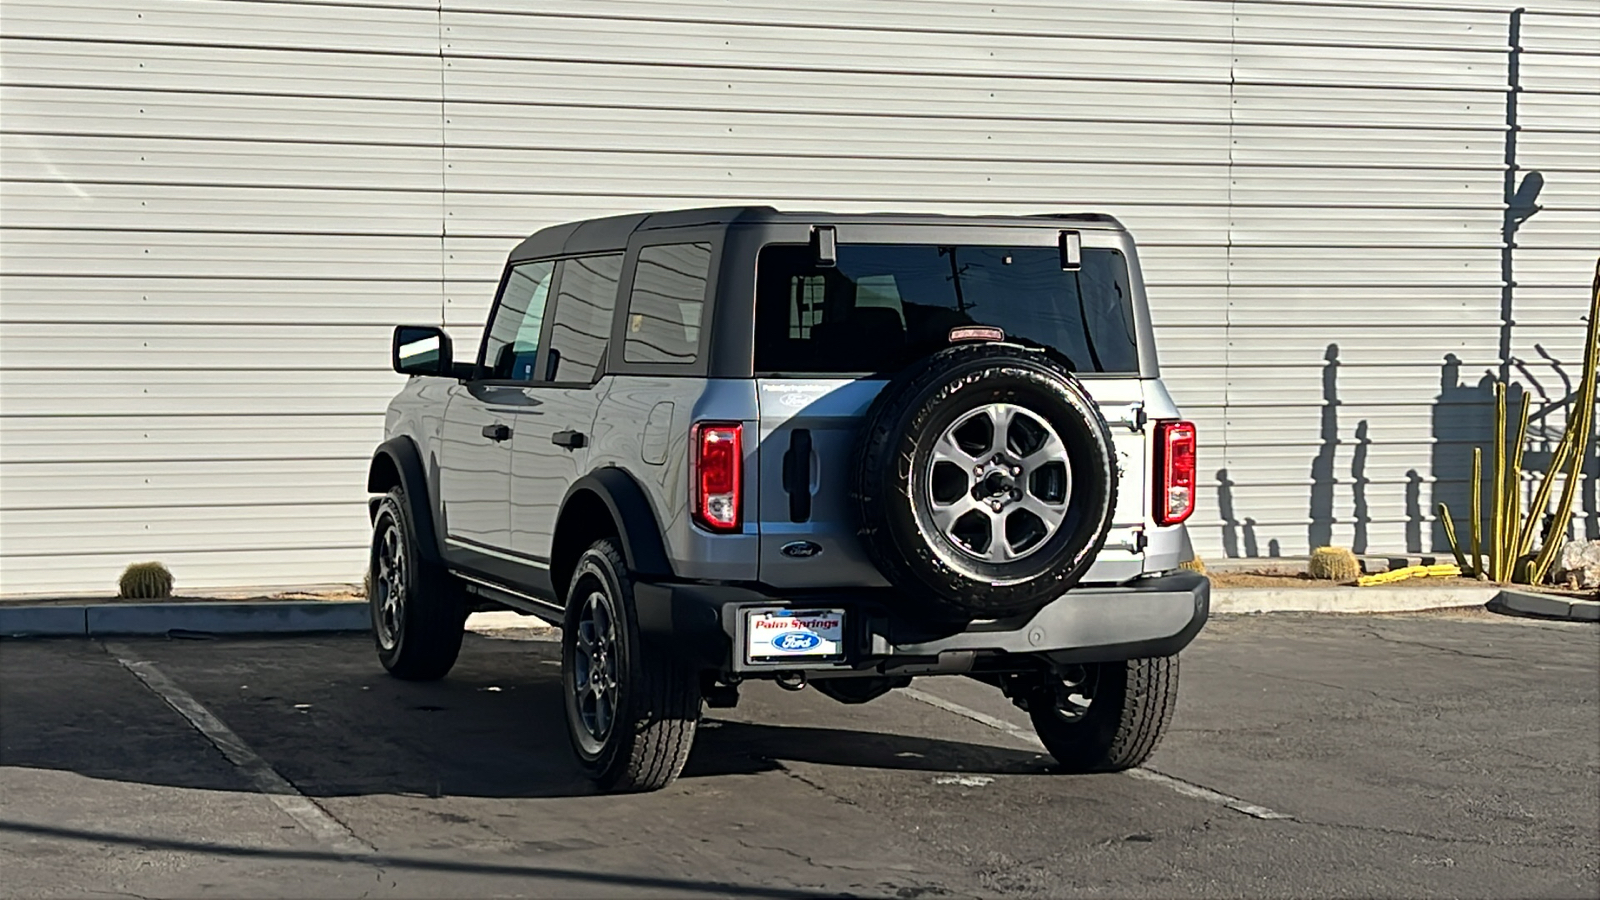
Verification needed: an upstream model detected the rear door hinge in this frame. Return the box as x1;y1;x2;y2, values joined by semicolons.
1108;528;1148;554
1106;402;1146;432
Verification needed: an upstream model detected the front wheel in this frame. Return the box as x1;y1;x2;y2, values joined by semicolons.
562;539;701;793
369;487;466;681
1027;656;1179;773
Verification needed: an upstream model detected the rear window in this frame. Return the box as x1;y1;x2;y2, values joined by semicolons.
754;244;1139;375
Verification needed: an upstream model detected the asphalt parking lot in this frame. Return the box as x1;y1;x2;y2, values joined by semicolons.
2;611;1596;899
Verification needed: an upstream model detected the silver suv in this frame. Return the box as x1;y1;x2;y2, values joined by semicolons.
367;207;1208;792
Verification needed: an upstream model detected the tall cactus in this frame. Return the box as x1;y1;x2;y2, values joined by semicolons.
1440;257;1599;583
1528;258;1600;583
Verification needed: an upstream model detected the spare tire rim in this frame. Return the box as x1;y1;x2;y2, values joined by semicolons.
926;402;1073;563
572;588;619;746
374;518;406;651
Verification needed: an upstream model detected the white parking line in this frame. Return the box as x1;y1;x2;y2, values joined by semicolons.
1123;768;1294;820
900;685;1294;821
104;642;373;855
902;686;1046;749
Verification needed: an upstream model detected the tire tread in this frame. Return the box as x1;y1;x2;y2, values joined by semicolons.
1031;656;1178;773
574;540;701;793
1100;655;1178;770
374;485;466;682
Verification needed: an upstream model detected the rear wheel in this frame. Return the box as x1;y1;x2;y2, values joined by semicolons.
562;539;701;792
369;486;467;681
1026;657;1179;773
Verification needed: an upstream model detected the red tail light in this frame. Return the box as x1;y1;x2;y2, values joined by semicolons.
1155;420;1197;526
693;422;743;532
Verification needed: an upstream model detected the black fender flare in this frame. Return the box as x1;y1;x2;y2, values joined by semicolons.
366;436;444;566
555;468;674;591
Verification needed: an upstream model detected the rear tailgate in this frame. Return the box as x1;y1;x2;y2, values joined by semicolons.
755;378;889;589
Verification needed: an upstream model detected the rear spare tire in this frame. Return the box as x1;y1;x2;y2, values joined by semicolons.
855;343;1117;619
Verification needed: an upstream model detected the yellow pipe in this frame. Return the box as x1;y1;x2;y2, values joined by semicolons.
1357;564;1462;587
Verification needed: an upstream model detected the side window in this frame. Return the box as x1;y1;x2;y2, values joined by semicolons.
545;253;624;382
481;260;555;381
624;243;711;364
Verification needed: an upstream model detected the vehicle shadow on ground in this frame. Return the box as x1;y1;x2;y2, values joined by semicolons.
0;635;1049;802
686;719;1051;779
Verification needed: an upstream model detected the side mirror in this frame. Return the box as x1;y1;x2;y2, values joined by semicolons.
392;325;453;376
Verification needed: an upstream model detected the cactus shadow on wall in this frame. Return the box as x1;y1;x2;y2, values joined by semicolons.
1510;344;1600;545
1216;468;1240;558
1307;345;1341;551
1428;346;1595;557
1307;344;1371;554
1429;354;1504;554
1216;469;1279;558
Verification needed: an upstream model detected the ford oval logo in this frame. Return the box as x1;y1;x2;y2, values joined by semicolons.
773;631;822;652
780;540;823;559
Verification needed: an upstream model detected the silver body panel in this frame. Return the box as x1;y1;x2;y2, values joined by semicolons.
391;369;1191;588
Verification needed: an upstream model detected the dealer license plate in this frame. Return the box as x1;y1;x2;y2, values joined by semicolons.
744;608;846;663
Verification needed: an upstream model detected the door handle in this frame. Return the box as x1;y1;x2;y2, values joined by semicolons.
481;423;512;442
551;430;586;450
782;428;813;523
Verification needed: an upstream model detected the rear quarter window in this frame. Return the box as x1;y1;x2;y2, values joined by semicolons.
624;243;712;364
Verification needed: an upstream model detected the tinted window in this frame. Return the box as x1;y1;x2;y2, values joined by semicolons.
545;253;624;382
481;260;555;381
754;244;1138;375
624;243;711;364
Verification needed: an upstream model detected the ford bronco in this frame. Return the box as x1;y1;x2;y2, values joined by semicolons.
367;207;1208;792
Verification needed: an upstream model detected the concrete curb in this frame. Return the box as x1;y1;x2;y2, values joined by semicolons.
1210;587;1498;615
0;601;369;637
1488;590;1600;623
3;588;1592;637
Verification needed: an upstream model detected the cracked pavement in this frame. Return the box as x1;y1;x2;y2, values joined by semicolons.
1;610;1595;898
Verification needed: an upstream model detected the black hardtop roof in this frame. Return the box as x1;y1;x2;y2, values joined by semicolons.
507;206;1126;261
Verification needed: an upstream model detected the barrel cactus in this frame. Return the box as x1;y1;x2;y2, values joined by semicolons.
1307;546;1360;582
118;561;174;599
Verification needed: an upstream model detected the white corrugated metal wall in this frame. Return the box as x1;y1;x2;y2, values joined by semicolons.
1;0;1596;595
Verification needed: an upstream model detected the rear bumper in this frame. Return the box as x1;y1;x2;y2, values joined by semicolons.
632;570;1209;675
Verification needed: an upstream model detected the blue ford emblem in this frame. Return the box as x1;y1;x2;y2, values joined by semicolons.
772;631;822;652
780;540;823;559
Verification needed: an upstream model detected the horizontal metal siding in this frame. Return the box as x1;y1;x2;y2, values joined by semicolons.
1;0;441;594
1211;4;1595;558
1498;10;1600;559
2;0;1596;595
